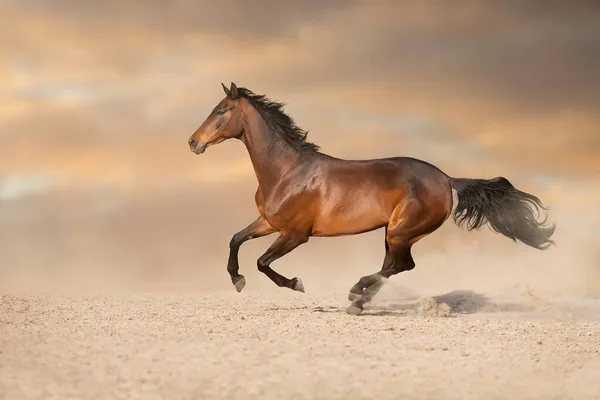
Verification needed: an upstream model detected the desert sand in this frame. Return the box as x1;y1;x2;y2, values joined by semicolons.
2;282;600;400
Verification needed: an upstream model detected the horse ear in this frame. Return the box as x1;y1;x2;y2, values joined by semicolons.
221;82;231;96
230;82;239;99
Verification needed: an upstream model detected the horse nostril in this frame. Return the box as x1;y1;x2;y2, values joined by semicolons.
189;138;196;148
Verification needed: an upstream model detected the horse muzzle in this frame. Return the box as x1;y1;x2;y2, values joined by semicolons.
188;138;207;155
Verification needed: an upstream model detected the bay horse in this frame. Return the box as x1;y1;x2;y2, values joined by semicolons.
188;82;556;315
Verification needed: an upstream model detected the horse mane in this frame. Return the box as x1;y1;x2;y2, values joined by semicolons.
237;87;320;153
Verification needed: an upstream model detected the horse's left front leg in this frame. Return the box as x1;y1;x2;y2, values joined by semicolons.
257;234;308;292
227;217;276;292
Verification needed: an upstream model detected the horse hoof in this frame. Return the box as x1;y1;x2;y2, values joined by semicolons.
233;275;246;293
291;277;305;293
348;291;363;302
346;304;364;316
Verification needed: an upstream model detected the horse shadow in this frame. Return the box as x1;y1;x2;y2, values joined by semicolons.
312;290;535;317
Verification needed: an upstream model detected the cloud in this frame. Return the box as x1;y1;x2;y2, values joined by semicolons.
0;0;598;195
8;0;355;39
0;173;57;201
6;1;599;109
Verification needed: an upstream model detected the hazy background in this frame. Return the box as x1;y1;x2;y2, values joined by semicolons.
1;1;599;296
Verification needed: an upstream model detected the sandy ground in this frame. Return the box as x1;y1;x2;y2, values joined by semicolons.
2;285;600;400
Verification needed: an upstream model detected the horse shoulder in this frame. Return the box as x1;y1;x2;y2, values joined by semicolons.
261;174;320;235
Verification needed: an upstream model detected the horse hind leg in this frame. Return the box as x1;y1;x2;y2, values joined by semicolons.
346;198;444;315
348;229;392;302
346;243;415;315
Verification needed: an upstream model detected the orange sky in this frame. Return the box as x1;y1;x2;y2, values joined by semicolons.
1;1;599;293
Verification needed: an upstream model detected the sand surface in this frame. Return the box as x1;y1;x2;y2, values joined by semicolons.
2;286;600;400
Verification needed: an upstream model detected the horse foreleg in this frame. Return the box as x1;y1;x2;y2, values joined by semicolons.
227;217;276;292
257;234;308;292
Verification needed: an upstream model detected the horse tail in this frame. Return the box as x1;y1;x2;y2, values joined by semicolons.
449;177;556;250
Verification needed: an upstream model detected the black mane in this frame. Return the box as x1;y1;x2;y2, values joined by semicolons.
238;87;320;153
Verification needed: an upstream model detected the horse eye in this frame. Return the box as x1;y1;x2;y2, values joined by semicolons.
216;106;232;115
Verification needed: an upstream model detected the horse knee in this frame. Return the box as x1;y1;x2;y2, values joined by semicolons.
230;233;245;250
257;258;269;273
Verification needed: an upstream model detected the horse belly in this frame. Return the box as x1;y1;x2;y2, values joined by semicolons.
311;194;392;237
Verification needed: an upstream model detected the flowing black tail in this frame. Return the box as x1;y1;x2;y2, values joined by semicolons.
449;177;556;250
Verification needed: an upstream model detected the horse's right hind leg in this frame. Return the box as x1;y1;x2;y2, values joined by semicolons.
346;242;415;315
348;236;392;302
346;197;444;315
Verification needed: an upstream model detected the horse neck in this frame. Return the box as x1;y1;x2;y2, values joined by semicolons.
240;104;302;192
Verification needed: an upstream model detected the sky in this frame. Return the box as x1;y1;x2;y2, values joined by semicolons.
1;1;599;294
